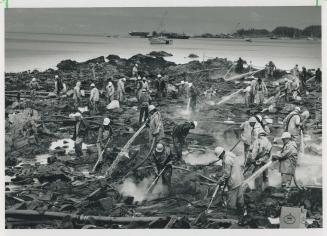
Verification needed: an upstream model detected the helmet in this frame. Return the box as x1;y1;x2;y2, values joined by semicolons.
32;78;36;82
108;82;113;87
142;88;147;92
294;107;301;112
74;112;83;118
214;146;225;159
155;143;164;153
122;78;126;82
135;64;138;66
193;121;198;128
180;80;185;84
55;75;59;78
255;114;262;122
244;86;251;92
188;82;193;87
148;105;156;112
281;132;291;139
301;110;310;119
137;76;141;80
76;81;81;86
249;117;257;123
91;83;95;87
103;118;110;126
157;74;162;78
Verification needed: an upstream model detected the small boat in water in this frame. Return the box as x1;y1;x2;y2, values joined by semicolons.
149;36;173;45
245;38;252;42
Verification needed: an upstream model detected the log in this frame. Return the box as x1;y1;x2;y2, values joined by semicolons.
5;209;238;225
105;121;148;178
172;165;217;183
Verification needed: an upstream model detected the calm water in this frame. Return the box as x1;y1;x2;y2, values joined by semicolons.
5;32;321;72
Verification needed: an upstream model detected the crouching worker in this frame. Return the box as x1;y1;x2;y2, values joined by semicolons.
172;121;197;160
96;118;113;163
72;112;89;158
272;132;298;190
151;143;173;195
148;105;165;146
214;146;245;215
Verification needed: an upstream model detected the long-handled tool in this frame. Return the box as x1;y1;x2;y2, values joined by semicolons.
230;139;241;152
92;138;111;173
146;165;168;195
206;183;222;213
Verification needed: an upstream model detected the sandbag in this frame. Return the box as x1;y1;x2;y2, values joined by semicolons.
106;100;120;110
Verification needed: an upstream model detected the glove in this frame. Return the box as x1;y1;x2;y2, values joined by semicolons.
217;177;225;186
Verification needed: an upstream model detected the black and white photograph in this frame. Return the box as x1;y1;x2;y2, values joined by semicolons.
4;6;323;229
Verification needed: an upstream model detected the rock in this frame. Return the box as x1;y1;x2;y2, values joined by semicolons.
57;59;78;71
147;51;173;58
188;53;199;58
99;197;114;211
106;54;121;61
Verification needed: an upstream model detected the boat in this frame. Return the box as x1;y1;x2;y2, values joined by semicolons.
270;36;279;39
128;31;150;38
245;38;252;42
161;32;190;39
148;36;173;45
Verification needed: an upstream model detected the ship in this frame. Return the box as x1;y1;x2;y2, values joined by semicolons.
160;32;190;39
148;36;173;45
128;31;150;38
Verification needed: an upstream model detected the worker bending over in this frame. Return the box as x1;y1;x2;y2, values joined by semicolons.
172;121;197;159
283;106;302;147
105;81;115;104
139;89;152;124
148;105;165;146
72;112;89;158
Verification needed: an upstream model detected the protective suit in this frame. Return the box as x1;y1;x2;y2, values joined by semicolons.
73;83;82;108
96;124;113;162
189;84;199;112
249;134;272;191
106;83;115;103
117;79;125;102
253;80;268;104
138;90;152;123
90;86;100;113
219;151;244;210
172;122;195;159
149;110;165;145
283;110;301;146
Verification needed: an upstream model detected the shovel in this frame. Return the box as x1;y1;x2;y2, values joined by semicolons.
146;165;168;195
91;138;111;173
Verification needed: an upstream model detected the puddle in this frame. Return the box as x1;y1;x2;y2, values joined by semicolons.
49;138;91;154
183;149;221;165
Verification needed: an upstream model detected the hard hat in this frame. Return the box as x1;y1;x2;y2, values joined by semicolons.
249;117;257;123
294;107;301;112
55;75;59;78
157;74;162;78
255;114;262;122
142;88;147;92
148;105;156;112
103;118;110;126
281;132;291;139
180;80;185;84
74;112;82;118
122;78;126;82
155;143;164;152
188;82;193;87
214;146;225;159
301;110;310;119
108;82;113;87
244;86;251;92
77;81;81;86
137;76;141;80
135;64;138;66
193;121;198;128
91;83;95;87
32;78;36;82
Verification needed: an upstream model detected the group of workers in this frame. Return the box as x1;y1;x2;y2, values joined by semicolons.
24;60;318;216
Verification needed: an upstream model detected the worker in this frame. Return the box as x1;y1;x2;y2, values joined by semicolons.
155;74;161;98
139;88;152;124
291;76;300;100
117;77;126;103
292;64;300;78
189;83;199;112
89;83;100;114
248;60;253;72
132;64;138;77
300;66;307;92
243;86;252;107
105;81;115;104
141;77;149;91
136;76;143;101
54;75;67;97
172;121;197;159
151;143;173;195
96;118;113;164
214;146;245;214
266;61;276;78
29;77;40;101
177;80;185;97
272;82;281;102
315;68;321;84
73;81;82;108
272;132;298;189
254;114;271;135
253;78;268;105
235;57;246;73
159;76;167;98
249;76;257;104
300;110;310;128
148;105;165;146
72;112;89;158
283;106;302;147
247;131;272;191
284;78;292;102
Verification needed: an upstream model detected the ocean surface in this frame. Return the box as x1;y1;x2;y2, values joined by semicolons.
5;32;321;73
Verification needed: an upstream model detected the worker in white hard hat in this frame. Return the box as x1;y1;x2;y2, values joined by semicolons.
151;142;173;195
29;77;40;101
139;88;152;124
106;81;115;104
96;117;113;165
189;83;199;112
54;74;67;98
283;107;302;148
172;121;197;160
132;64;138;77
253;78;268;105
136;76;143;101
148;105;165;146
243;86;252;107
117;78;126;103
272;132;298;189
141;77;149;91
73;81;82;108
213;146;245;214
247;131;272;191
72;112;89;158
89;83;100;114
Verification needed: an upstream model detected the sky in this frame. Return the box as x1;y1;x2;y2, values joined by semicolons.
5;7;321;36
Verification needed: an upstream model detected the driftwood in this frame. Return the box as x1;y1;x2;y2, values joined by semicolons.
5;209;238;225
225;68;265;81
172;165;217;183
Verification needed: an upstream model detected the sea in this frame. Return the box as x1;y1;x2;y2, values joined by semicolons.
5;32;321;73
